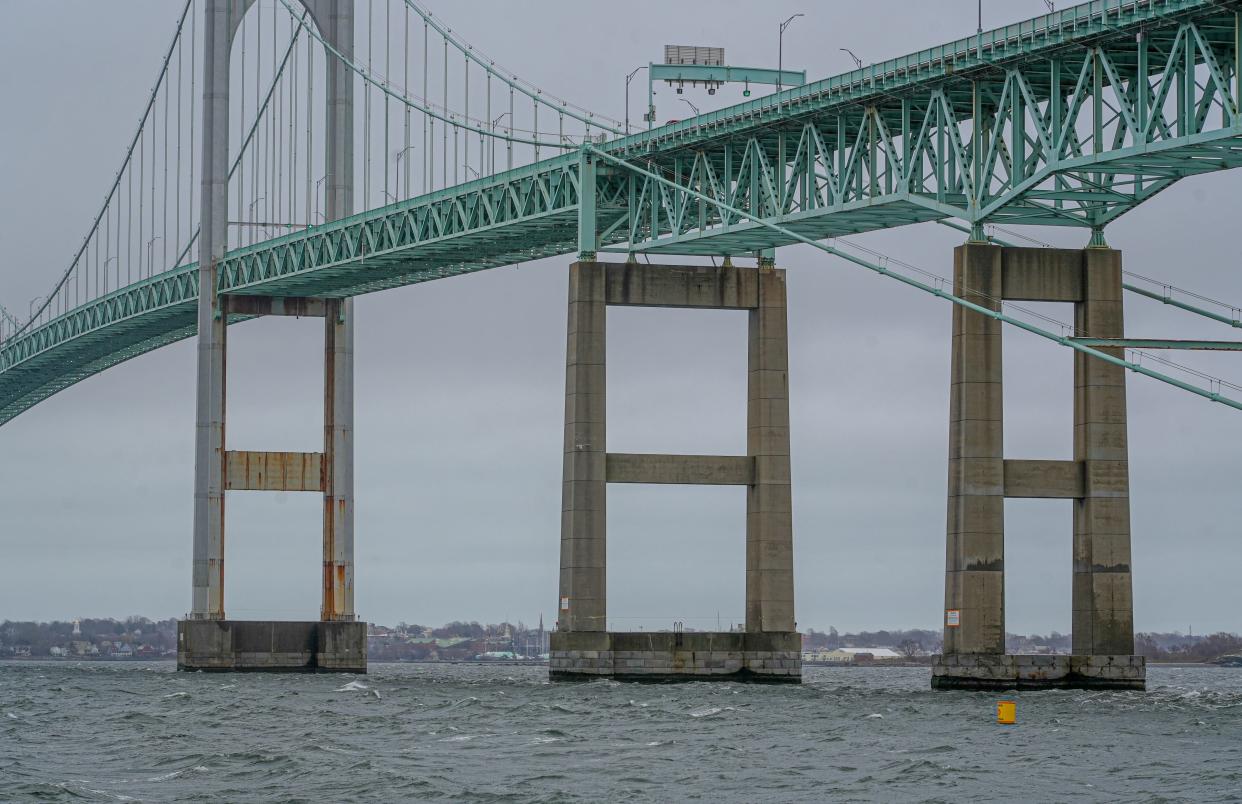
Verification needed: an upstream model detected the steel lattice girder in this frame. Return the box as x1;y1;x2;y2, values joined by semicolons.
0;157;627;425
600;2;1242;254
4;0;1242;426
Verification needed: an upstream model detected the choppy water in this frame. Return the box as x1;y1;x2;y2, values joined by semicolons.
2;662;1241;802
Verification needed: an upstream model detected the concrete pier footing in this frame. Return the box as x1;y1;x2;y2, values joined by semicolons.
177;620;367;672
554;261;799;682
550;631;801;682
937;244;1143;690
932;654;1145;690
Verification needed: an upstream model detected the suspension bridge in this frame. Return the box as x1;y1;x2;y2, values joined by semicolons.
3;0;1241;685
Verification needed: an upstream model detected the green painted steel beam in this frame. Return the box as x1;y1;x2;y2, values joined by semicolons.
649;64;806;89
1071;338;1242;350
1123;283;1242;328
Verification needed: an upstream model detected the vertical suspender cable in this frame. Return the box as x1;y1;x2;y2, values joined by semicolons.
365;0;372;210
487;72;492;173
189;0;196;264
442;36;448;189
239;15;247;248
384;0;390;203
138;128;145;278
403;3;410;198
164;63;169;271
176;29;183;267
423;20;429;194
306;27;313;224
289;19;296;228
271;0;278;237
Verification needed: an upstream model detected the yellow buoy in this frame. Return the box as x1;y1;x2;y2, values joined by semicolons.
997;700;1016;725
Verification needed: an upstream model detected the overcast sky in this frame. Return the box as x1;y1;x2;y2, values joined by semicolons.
1;0;1240;636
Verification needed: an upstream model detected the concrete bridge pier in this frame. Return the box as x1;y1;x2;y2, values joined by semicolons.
179;0;365;672
549;260;801;682
932;243;1144;690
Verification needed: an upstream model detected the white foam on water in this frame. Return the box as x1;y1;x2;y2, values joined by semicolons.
689;706;735;718
336;680;370;692
162;691;188;699
866;713;884;719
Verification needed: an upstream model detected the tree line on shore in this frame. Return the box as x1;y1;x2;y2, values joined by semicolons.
4;618;1241;662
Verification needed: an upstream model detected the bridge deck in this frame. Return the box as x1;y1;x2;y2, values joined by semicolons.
3;0;1240;424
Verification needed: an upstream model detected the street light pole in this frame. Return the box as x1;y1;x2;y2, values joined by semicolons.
625;66;646;135
680;97;700;117
492;112;512;173
313;176;328;223
394;145;416;199
778;13;805;93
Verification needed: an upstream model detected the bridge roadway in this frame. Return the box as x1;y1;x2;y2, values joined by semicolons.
3;0;1241;425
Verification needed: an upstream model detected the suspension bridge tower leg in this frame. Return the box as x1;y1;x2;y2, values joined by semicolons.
932;243;1143;690
179;0;365;672
188;0;232;628
319;0;356;628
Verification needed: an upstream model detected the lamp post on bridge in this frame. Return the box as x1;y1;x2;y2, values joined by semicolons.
778;13;805;93
840;48;863;69
103;256;117;295
313;176;328;223
491;112;511;173
146;237;162;279
625;66;647;135
394;146;416;200
680;98;701;117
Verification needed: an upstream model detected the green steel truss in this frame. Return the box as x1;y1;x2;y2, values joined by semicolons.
3;0;1242;425
0;159;626;424
600;0;1242;254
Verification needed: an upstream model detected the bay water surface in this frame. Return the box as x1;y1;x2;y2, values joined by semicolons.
2;661;1240;801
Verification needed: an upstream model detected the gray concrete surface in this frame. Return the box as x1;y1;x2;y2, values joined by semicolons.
940;245;1137;683
550;631;801;682
932;653;1145;690
177;620;367;672
557;262;797;653
189;0;356;635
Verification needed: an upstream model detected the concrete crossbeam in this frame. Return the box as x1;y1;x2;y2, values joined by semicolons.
603;262;759;308
225;450;324;492
605;453;754;485
1000;247;1085;301
1003;459;1084;498
224;295;328;317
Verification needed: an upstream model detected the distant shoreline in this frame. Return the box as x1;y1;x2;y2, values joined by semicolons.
0;657;1222;668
